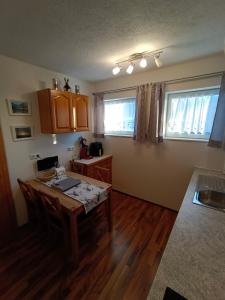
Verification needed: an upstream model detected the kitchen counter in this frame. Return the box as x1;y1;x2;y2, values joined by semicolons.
74;154;112;166
147;168;225;300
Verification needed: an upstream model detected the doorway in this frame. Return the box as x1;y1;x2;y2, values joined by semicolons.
0;126;16;244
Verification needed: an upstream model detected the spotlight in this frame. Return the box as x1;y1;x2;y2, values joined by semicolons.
126;62;134;74
112;65;121;75
52;134;57;145
139;57;147;68
154;54;163;67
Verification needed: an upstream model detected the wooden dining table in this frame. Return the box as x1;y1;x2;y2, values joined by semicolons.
27;171;112;266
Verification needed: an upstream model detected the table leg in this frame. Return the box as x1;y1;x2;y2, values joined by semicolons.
106;190;113;232
69;213;79;266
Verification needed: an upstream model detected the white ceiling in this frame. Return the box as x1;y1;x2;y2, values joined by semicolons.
0;0;225;81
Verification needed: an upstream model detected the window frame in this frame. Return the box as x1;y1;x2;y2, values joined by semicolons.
103;96;136;137
163;86;220;142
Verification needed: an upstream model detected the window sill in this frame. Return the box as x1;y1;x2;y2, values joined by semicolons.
104;133;133;138
164;137;209;142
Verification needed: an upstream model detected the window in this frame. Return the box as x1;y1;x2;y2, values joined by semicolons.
104;97;136;136
164;88;219;140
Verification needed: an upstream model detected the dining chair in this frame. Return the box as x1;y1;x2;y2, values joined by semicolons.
17;178;41;228
36;190;73;297
37;190;70;254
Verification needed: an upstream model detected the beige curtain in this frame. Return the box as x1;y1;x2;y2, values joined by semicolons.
148;82;165;143
134;84;150;142
93;93;105;138
208;72;225;149
134;82;165;143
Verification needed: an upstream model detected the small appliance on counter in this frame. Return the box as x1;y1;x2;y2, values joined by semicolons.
36;155;59;182
89;142;103;157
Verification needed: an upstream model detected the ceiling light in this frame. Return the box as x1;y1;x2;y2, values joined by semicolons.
154;54;163;67
112;65;121;75
126;62;134;74
112;50;164;75
139;57;147;68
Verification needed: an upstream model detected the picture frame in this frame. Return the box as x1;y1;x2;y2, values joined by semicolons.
7;99;32;116
11;125;34;142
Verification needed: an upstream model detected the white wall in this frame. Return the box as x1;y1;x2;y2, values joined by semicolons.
0;54;95;225
94;53;225;211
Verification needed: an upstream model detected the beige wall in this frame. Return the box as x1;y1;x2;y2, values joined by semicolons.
0;54;95;225
95;53;225;210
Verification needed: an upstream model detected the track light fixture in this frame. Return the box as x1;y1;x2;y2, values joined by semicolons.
112;50;163;76
112;64;121;75
126;62;134;74
154;53;163;68
139;57;147;68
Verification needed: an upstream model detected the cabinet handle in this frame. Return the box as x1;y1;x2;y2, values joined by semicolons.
73;106;77;130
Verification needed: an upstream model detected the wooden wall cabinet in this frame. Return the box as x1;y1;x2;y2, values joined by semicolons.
37;89;89;133
71;155;112;184
72;94;89;131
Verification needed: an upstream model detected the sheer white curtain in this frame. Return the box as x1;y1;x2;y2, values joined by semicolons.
166;89;219;139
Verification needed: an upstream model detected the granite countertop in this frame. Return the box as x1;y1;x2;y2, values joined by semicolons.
147;168;225;300
73;154;112;165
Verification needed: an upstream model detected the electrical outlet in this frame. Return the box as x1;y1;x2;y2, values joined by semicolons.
67;147;74;151
29;153;40;160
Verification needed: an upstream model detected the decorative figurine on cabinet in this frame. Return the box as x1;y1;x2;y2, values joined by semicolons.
64;78;71;92
79;137;93;160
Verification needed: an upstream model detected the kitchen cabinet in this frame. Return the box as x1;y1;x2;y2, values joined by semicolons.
37;89;89;133
72;94;89;131
70;155;112;184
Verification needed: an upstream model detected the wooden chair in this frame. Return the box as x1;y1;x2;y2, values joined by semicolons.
37;190;73;297
37;190;70;254
17;178;41;227
94;165;111;183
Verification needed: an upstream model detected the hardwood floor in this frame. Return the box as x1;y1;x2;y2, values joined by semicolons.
0;191;177;300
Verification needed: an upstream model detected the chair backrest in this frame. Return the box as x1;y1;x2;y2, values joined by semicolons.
37;190;67;233
17;178;35;207
17;178;40;223
94;166;111;183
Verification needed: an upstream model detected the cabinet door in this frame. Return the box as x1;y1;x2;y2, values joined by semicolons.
0;128;16;245
73;95;89;131
86;158;112;183
50;91;73;133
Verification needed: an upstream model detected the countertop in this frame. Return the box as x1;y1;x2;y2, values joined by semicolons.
147;168;225;300
73;154;112;165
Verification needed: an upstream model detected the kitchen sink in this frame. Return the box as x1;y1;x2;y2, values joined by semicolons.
193;175;225;212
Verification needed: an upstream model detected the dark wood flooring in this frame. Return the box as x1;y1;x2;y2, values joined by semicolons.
0;191;177;300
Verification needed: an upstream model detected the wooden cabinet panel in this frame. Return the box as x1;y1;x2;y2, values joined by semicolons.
37;89;89;134
37;89;53;133
50;90;73;133
71;156;112;184
72;95;89;131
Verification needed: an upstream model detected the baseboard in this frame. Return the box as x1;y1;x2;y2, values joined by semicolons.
112;188;178;213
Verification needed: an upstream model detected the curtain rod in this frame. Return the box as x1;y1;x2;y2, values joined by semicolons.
92;71;224;95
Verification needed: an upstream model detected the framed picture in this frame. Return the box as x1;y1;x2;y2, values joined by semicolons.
7;99;32;115
11;125;34;141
